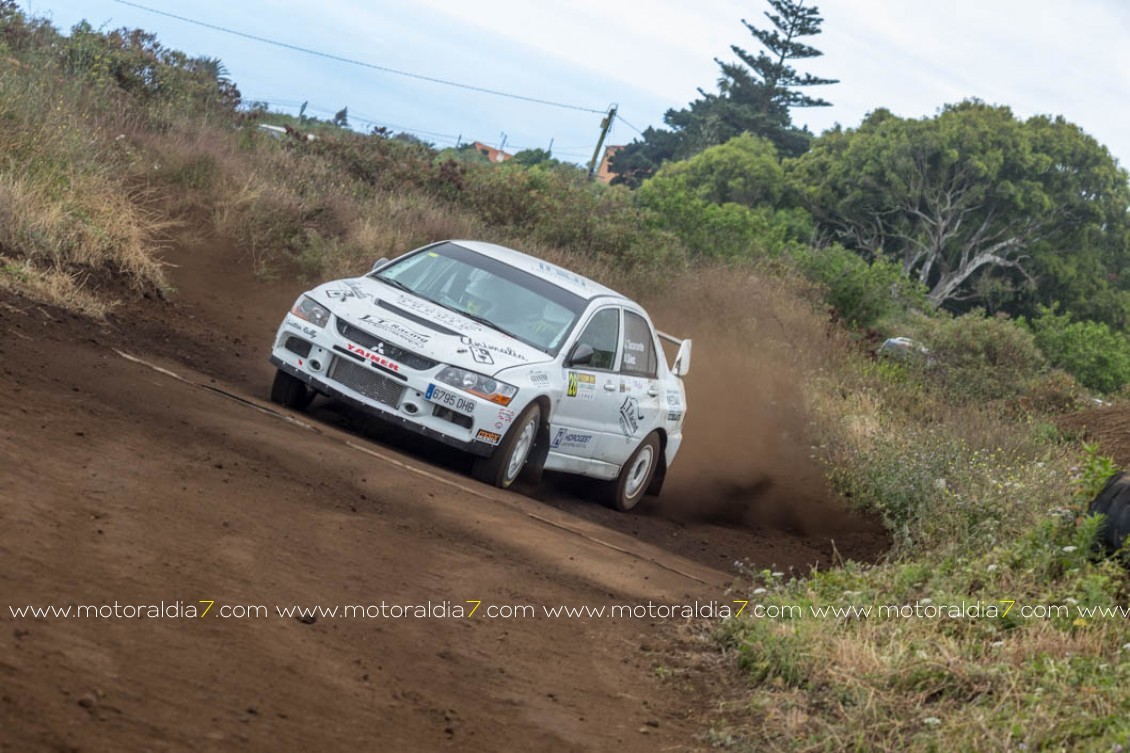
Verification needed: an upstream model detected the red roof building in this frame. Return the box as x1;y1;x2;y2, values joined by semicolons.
594;144;625;184
472;141;513;163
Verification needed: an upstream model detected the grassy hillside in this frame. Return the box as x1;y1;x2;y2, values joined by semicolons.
3;5;1129;749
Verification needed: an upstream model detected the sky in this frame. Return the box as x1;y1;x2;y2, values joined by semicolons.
21;0;1130;169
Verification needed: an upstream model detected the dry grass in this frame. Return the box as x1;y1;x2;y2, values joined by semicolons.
0;169;172;297
0;255;114;317
0;57;174;312
311;191;486;280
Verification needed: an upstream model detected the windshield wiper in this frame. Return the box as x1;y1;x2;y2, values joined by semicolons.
374;275;415;295
456;309;522;341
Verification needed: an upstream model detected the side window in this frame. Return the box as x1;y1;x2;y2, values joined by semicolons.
621;311;657;378
575;308;620;370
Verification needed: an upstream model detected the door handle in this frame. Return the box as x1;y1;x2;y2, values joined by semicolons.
603;382;617;391
647;386;660;397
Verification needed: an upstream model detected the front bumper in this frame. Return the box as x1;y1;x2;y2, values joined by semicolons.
270;314;515;458
270;356;493;457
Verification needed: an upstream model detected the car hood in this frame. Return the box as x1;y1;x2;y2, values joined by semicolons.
310;277;552;373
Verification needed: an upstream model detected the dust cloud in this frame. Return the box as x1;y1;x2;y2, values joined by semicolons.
646;271;861;536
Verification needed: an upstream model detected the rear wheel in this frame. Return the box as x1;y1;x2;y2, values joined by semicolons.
270;369;313;410
472;402;541;489
607;432;661;512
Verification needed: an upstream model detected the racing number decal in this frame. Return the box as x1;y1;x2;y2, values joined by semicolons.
565;372;595;399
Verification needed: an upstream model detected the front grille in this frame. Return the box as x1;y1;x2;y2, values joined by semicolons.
284;336;312;358
328;357;405;407
336;319;437;370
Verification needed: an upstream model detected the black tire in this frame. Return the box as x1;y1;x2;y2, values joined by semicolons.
270;369;313;410
607;432;661;512
1088;472;1130;555
472;402;541;489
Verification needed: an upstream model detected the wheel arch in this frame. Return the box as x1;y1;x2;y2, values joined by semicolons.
519;393;554;484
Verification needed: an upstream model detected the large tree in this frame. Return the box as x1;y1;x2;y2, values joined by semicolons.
610;0;835;187
788;101;1130;322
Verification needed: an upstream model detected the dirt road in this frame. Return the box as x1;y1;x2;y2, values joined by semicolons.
1;236;886;751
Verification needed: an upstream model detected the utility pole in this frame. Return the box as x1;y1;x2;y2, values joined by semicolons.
587;104;617;180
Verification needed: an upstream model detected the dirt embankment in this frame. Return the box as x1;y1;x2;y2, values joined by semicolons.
1;234;886;751
1060;405;1130;470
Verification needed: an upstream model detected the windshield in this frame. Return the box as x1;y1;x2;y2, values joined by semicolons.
372;242;587;355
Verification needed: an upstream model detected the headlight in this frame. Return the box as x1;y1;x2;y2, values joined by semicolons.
290;295;330;328
435;366;517;406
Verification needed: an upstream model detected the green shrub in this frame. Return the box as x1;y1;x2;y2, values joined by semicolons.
910;310;1046;402
826;421;1070;553
1076;443;1120;500
1028;305;1130;394
636;173;811;260
455;161;679;267
633;134;812;260
1017;368;1086;416
791;244;922;328
307;131;435;194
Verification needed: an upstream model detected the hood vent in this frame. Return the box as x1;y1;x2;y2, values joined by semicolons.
377;300;460;336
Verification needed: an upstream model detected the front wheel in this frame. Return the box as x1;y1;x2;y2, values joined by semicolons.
270;369;314;410
607;432;661;512
472;402;541;489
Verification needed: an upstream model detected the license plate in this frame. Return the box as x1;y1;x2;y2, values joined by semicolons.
425;384;476;415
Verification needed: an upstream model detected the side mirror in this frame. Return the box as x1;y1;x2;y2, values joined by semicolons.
369;257;389;274
568;343;594;367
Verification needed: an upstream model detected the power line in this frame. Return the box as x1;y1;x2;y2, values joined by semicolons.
111;0;608;115
615;114;645;137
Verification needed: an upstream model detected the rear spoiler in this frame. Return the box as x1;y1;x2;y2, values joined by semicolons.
657;330;692;377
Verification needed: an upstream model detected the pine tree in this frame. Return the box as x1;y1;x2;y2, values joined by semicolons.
729;0;837;109
611;0;836;187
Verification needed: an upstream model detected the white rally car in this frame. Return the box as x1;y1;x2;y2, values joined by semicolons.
268;240;691;511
